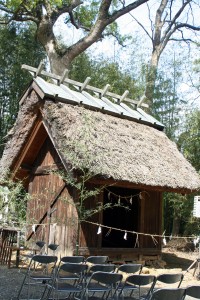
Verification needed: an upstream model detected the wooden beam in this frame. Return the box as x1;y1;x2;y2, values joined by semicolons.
27;183;66;241
32;164;60;175
137;94;147;108
20;164;32;171
35;61;45;77
59;69;69;85
100;84;110;98
81;77;91;91
12;120;45;179
21;64;149;108
119;90;129;103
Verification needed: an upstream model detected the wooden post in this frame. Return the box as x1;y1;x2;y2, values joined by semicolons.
46;208;51;254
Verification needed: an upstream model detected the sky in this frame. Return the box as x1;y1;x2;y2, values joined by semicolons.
54;1;200;109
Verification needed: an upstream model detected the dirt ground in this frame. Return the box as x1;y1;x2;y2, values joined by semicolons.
0;247;200;300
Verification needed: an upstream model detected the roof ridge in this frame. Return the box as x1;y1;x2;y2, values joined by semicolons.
22;62;148;108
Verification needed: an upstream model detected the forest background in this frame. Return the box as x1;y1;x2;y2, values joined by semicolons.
0;0;200;242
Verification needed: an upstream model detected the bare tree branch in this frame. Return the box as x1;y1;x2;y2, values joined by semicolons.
63;0;150;63
163;0;191;40
51;0;83;22
128;12;153;41
108;0;150;22
147;2;154;39
169;37;196;44
68;11;90;31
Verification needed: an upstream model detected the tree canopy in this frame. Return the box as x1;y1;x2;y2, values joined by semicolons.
0;22;45;155
0;0;150;74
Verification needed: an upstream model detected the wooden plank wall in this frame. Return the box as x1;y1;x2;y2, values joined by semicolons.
79;184;102;250
140;190;162;249
27;137;78;255
26;134;163;259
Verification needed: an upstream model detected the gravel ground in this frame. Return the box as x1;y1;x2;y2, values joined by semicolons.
0;265;25;299
0;250;200;300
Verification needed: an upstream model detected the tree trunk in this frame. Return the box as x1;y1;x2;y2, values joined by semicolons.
48;48;71;75
171;213;180;236
145;50;160;111
36;18;72;75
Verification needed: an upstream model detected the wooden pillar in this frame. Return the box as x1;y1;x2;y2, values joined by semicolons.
139;194;145;261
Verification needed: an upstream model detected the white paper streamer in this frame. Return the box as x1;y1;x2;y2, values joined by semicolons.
97;226;102;234
32;224;36;232
163;237;167;245
124;231;127;240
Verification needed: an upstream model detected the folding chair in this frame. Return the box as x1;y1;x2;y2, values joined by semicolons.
119;274;156;300
36;241;46;254
85;256;108;265
116;264;143;294
60;255;85;264
17;254;57;300
83;271;122;300
185;285;200;299
47;262;88;300
149;288;186;300
150;273;184;295
117;264;143;275
87;264;116;278
48;244;59;255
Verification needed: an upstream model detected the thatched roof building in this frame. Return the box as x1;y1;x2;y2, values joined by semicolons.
0;64;199;260
0;68;199;194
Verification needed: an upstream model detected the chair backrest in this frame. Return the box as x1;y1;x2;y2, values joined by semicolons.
57;263;88;281
29;255;58;275
126;274;156;287
48;244;59;251
85;271;123;299
61;256;85;263
89;264;116;273
31;254;57;265
88;271;122;286
117;264;142;274
36;241;46;249
185;285;200;299
154;273;184;288
35;241;46;254
150;288;186;300
85;256;108;264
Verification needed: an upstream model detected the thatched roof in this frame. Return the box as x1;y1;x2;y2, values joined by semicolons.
0;75;200;194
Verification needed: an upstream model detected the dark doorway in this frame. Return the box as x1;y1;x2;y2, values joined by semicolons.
102;186;140;248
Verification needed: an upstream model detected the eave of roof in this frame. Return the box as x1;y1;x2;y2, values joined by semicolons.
31;77;164;131
0;77;199;194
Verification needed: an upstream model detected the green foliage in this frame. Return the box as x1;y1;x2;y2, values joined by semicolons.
70;53;139;99
151;55;186;141
0;173;29;226
67;1;99;29
178;110;200;171
0;22;45;156
163;109;200;236
163;193;192;235
152;73;181;140
3;0;64;10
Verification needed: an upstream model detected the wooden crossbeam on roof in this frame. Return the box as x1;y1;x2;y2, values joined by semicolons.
59;69;69;85
81;77;91;91
21;63;149;108
35;61;45;77
119;90;129;103
100;84;110;98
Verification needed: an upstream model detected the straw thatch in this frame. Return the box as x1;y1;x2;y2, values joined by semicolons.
0;86;200;194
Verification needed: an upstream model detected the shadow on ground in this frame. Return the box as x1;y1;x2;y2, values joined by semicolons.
162;252;196;271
